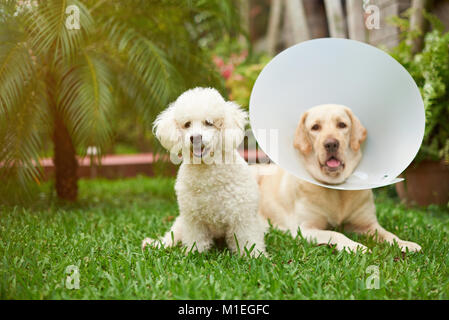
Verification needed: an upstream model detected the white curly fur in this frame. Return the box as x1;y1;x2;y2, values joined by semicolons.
142;87;267;257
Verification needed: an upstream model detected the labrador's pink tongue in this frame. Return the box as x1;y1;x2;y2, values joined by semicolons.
326;158;341;168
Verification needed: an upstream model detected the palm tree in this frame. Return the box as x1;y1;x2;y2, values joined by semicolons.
0;0;242;202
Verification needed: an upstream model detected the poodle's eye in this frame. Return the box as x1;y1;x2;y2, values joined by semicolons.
205;120;214;127
337;122;347;129
184;121;191;129
311;124;321;131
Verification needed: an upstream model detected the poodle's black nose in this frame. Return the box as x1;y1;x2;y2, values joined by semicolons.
190;134;202;144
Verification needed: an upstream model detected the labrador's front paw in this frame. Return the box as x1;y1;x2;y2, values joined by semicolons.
397;240;421;252
339;242;370;254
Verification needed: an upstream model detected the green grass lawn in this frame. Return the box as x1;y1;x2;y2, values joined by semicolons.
1;176;448;299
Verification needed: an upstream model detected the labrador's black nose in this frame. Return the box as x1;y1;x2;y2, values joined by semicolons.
324;138;339;153
190;134;202;144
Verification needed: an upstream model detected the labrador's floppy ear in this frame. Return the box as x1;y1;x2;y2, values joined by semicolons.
345;108;367;152
153;104;181;153
293;112;312;155
223;101;248;150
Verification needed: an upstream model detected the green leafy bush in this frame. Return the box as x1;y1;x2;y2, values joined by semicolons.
225;55;270;109
389;13;449;163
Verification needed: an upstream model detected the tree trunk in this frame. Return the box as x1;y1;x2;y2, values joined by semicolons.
240;0;250;35
346;0;366;42
53;111;78;201
409;0;429;53
367;0;400;49
323;0;347;38
432;0;449;31
303;0;329;38
267;0;283;55
284;0;310;46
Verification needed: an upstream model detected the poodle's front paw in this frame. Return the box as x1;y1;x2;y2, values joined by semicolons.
250;249;269;259
397;240;421;253
239;244;268;259
184;241;212;254
141;237;161;250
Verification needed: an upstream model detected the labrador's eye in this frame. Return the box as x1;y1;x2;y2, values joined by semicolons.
311;124;321;131
337;122;347;129
205;120;214;127
184;121;191;129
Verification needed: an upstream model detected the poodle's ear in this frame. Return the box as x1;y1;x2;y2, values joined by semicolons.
223;101;248;150
345;108;367;152
153;104;181;153
293;112;312;155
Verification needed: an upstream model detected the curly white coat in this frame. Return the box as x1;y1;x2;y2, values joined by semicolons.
142;88;267;257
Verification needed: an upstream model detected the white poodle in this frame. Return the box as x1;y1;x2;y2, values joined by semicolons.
142;87;267;257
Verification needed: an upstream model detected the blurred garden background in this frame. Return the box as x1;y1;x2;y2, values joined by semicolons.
1;0;449;299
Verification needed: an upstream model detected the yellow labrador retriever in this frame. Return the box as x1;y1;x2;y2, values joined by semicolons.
253;104;421;253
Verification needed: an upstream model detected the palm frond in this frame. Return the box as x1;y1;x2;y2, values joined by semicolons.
0;77;46;192
57;50;114;152
0;30;36;116
24;0;93;64
0;0;17;24
189;0;243;43
103;20;184;122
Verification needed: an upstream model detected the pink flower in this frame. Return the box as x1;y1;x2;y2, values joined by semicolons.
212;55;224;68
221;64;234;79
